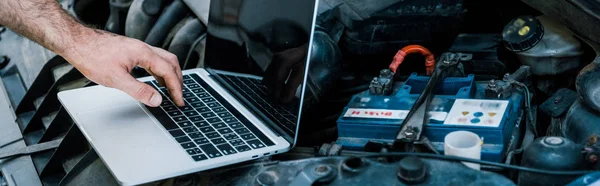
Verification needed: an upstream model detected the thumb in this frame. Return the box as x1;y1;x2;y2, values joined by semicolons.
115;73;163;107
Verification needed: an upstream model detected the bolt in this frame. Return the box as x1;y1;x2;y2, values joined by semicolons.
443;60;450;64
488;79;497;88
315;165;331;174
404;131;415;139
503;73;511;80
589;155;598;163
554;96;563;104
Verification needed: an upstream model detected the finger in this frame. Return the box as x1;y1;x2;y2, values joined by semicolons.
113;72;163;107
146;69;166;86
137;50;185;107
149;46;183;82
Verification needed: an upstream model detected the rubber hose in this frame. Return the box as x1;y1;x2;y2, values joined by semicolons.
125;0;163;40
144;0;190;47
168;18;206;67
105;0;133;34
389;45;436;75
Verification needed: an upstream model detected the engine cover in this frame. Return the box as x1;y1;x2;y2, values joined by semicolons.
336;73;524;162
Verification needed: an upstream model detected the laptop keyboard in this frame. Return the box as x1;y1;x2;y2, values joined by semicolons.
220;74;298;134
144;74;275;162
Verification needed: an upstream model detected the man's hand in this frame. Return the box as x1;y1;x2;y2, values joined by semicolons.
63;29;185;107
262;43;308;103
0;0;184;107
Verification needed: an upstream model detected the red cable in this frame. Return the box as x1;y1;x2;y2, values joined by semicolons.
388;45;436;75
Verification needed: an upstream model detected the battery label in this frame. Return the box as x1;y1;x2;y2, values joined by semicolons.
443;99;509;127
343;108;447;121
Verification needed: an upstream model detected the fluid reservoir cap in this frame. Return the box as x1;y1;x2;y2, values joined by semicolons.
397;156;427;184
502;15;544;52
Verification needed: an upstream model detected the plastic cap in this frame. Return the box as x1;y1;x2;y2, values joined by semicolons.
502;15;544;52
397;156;427;184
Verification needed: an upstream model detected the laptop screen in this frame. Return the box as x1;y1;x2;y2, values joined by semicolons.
203;0;318;141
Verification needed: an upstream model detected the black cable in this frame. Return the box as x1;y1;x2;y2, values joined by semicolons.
360;152;595;176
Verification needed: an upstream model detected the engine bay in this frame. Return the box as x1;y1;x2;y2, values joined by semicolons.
1;0;600;185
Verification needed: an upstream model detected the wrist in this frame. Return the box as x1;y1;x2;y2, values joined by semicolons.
58;26;99;66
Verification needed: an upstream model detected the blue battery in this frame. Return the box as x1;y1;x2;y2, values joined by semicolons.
336;73;524;162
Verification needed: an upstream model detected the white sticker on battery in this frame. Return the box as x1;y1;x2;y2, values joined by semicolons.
343;108;447;121
443;99;509;127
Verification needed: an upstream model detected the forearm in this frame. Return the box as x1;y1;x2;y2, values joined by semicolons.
0;0;93;58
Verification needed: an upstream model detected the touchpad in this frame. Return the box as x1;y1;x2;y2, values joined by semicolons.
75;103;174;153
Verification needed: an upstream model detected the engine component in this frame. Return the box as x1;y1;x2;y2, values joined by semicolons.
576;58;600;114
336;53;525;163
519;137;587;185
206;156;516;185
448;34;510;79
144;0;191;47
502;15;584;75
321;0;465;55
167;18;205;67
564;99;600;144
105;0;133;35
125;0;164;40
539;88;578;136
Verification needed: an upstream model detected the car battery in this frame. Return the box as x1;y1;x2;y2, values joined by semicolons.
336;73;524;163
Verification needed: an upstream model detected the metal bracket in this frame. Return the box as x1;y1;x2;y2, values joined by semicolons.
0;139;61;160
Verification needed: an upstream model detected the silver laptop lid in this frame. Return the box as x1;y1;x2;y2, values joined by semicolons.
202;0;319;146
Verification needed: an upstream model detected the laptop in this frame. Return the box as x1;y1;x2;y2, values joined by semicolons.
57;0;319;185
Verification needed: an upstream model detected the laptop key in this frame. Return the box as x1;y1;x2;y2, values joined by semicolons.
183;93;195;98
240;133;256;140
186;148;199;155
201;112;216;118
189;132;203;139
205;132;220;139
196;107;210;113
213;107;226;113
200;144;222;158
235;145;252;152
234;128;249;134
229;122;243;129
186;97;200;103
217;112;231;118
192;154;208;161
173;116;187;123
246;139;265;149
169;129;185;137
212;122;227;129
223;133;239;140
191;102;205;108
183;80;195;85
218;128;233;134
189;116;203;123
229;139;244;146
222;117;236;123
217;144;237;155
199;127;215;133
187;84;200;89
183;127;199;133
211;138;226;144
161;100;173;107
182;88;190;93
184;111;199;117
207;103;220;108
207;118;221;123
180;142;196;149
176;136;191;143
197;93;210;98
194;138;209;145
191;88;205;94
194;121;209;128
179;106;194;111
202;98;215;103
177;121;193;128
163;106;178;111
183;75;191;80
